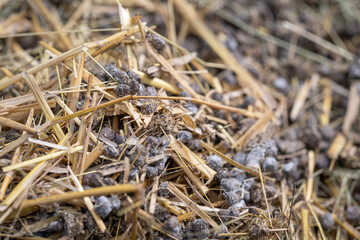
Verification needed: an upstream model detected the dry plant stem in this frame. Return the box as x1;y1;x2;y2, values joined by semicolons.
145;41;201;99
52;95;258;124
2;146;84;172
170;135;216;183
282;21;354;61
173;0;275;107
69;167;106;233
55;96;98;143
332;214;360;239
0;44;84;91
0;116;38;134
305;202;326;240
290;79;311;121
301;208;309;240
89;26;140;58
23;72;65;140
68;52;85;112
79;92;98;180
306;151;315;201
76;75;93;173
21;184;139;209
258;166;272;228
0;27;139;91
28;0;72;50
0;134;70;213
327;133;347;171
134;70;181;95
0;109;33;200
342;82;359;134
167;182;221;231
0;134;32;158
84;143;104;171
171;154;209;194
320;80;332;126
232;109;273;149
148;177;159;215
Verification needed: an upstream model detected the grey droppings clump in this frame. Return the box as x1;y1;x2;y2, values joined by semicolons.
105;64;130;84
229;168;247;182
206;155;224;172
346;206;360;226
116;84;131;97
146;32;166;52
129;80;140;95
320;212;335;230
104;145;120;158
243;178;255;191
147;136;160;148
246;146;265;169
234;152;247;165
154;205;169;222
115;134;126;144
94;196;113;218
262;156;278;172
176;130;193;143
100;127;116;141
262;139;278;156
188;139;202;152
127;70;141;82
185;104;198;114
146;166;158;178
163;216;183;240
158;182;170;197
224;191;242;206
189;219;210;239
220;178;242;192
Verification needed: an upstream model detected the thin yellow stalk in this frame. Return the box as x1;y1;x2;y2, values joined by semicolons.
21;184;139;209
167;182;221;232
0;116;38;134
0;109;34;200
0;134;70;212
2;146;83;172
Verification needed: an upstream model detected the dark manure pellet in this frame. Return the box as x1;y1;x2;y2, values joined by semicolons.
234;152;248;165
224;191;242;206
146;32;166;52
229;168;247;182
104;145;120;158
262;139;278;156
154;205;169;222
116;84;131;97
220;178;242;192
346;206;360;226
185;103;198;114
163;216;183;240
100;127;116;141
176;130;193;143
189;219;210;239
129;80;140;95
187;139;202;152
115;134;127;144
206;155;224;172
158;182;170;197
320;212;335;230
146;166;158;178
262;156;278;172
127;70;141;82
246;146;265;169
94;196;113;218
62;212;85;237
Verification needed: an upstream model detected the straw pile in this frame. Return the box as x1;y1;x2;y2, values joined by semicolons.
0;0;359;239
